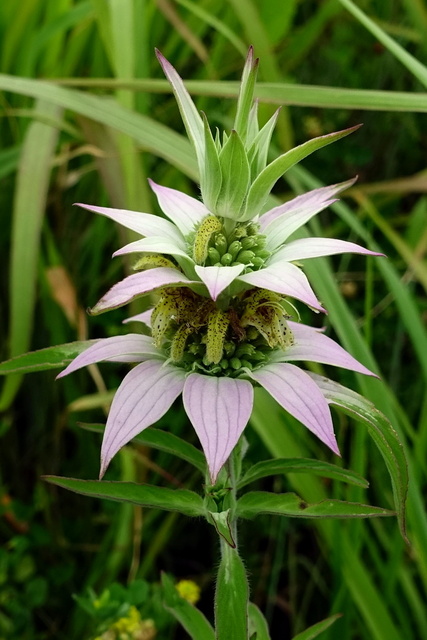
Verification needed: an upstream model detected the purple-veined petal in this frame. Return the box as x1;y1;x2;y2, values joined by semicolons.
259;177;357;230
262;199;337;250
271;321;377;377
238;262;326;312
75;203;183;244
195;264;246;301
90;268;196;314
57;335;162;379
149;179;210;236
249;363;339;455
183;373;254;483
113;237;189;260
123;308;153;326
100;360;186;477
269;237;384;264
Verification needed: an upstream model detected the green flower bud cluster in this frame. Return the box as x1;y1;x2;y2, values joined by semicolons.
191;217;271;273
154;287;293;378
176;327;274;378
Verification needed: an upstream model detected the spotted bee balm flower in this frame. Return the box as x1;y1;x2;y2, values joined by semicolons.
58;286;376;483
59;49;382;483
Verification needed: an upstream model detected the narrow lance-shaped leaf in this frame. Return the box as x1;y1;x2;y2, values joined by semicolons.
236;491;394;520
161;573;215;640
238;457;369;490
44;476;205;517
80;423;206;473
234;47;259;143
0;341;97;375
243;125;361;220
309;373;409;541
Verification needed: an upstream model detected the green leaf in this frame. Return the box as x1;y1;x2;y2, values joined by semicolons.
236;491;394;520
44;477;204;517
237;458;369;490
200;112;222;211
291;614;342;640
310;373;408;542
216;130;251;219
243;125;360;219
248;602;271;640
234;47;259;144
161;573;215;640
215;544;249;640
80;423;206;473
0;341;96;375
206;509;236;547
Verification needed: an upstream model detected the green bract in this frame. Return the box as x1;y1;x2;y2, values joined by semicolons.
157;47;360;222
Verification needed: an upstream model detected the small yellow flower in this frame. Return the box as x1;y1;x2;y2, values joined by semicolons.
176;579;201;605
112;606;141;634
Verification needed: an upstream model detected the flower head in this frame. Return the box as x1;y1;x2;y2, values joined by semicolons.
76;50;381;316
58;49;382;485
58;287;375;483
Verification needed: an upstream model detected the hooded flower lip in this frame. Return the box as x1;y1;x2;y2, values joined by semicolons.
77;177;382;316
57;318;376;483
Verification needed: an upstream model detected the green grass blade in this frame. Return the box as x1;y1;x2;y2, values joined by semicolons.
52;77;427;112
339;0;427;88
292;614;341;640
0;74;197;178
176;0;247;56
0;99;60;410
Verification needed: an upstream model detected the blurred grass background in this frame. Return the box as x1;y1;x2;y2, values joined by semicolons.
1;0;427;638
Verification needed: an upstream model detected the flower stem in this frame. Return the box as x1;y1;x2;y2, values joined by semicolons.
215;538;250;639
213;440;250;639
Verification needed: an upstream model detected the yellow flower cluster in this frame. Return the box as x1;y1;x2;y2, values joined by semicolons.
176;579;201;605
93;606;156;640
